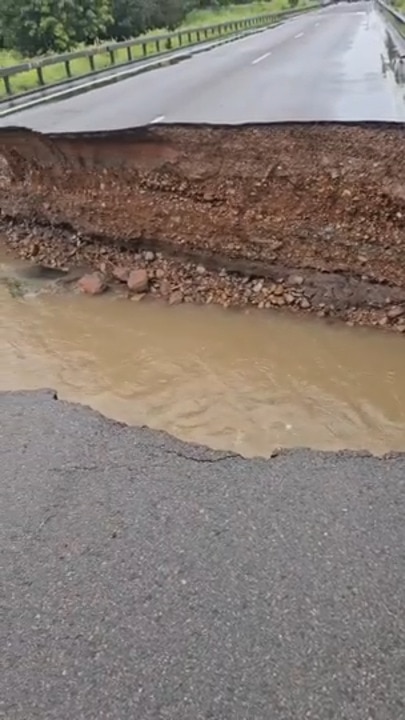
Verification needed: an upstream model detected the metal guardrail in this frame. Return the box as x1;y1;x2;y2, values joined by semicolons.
0;7;316;98
377;0;405;46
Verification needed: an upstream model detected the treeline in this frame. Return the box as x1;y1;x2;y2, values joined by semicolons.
0;0;264;57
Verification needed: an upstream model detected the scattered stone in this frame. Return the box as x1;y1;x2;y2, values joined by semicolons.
196;265;206;275
77;272;106;295
273;284;284;296
387;306;404;320
112;265;130;283
127;269;149;293
159;279;171;297
144;251;155;262
169;290;183;305
252;280;264;293
155;268;165;280
287;275;304;286
300;298;311;310
284;293;295;305
131;293;146;302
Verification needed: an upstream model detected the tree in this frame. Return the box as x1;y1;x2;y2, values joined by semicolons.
150;0;189;31
0;0;261;56
108;0;156;39
0;0;112;55
71;0;113;44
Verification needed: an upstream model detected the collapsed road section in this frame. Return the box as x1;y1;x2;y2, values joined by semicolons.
1;121;405;329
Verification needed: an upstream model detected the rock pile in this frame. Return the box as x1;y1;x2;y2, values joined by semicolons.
2;218;405;333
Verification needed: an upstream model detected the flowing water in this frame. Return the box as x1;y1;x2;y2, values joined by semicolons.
1;253;405;457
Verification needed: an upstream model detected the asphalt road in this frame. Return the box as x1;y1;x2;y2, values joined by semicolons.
1;389;404;719
1;2;404;132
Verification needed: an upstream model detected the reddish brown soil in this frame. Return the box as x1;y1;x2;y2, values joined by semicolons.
1;122;405;329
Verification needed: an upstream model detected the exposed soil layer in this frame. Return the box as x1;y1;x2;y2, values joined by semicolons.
2;217;405;331
1;122;405;328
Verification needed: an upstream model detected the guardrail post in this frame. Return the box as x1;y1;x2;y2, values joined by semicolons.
36;66;44;85
109;49;115;64
3;75;12;95
142;42;147;56
127;46;132;61
187;31;192;43
178;32;182;46
155;39;160;52
64;60;71;78
197;30;201;42
89;55;95;71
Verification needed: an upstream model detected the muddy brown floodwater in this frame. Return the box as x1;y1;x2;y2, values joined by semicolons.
1;254;405;457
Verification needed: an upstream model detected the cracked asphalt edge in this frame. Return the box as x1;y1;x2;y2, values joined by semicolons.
1;388;404;463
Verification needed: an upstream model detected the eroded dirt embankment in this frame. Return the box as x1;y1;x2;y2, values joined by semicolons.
1;122;405;328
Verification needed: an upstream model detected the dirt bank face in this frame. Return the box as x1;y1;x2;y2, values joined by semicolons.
1;122;405;328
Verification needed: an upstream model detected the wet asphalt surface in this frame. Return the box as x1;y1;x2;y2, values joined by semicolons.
1;2;404;131
1;390;404;719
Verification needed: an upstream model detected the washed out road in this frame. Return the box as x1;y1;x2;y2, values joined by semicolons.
1;2;404;132
1;4;405;719
1;390;405;719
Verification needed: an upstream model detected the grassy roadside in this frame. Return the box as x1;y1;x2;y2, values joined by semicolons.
0;0;315;98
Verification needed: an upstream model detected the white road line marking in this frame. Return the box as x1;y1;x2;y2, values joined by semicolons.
150;115;165;123
252;51;272;65
294;32;304;39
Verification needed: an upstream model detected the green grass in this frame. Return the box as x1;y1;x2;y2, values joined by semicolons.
0;1;315;98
